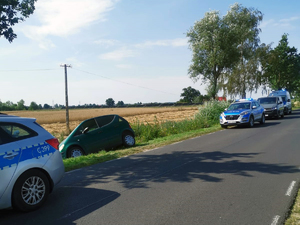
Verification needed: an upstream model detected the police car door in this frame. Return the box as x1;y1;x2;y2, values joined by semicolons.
0;124;22;200
252;102;260;120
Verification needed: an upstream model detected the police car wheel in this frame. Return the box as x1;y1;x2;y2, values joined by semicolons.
260;114;265;124
248;116;254;127
12;169;50;212
68;146;84;158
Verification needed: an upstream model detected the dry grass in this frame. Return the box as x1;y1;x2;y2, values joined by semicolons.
6;107;200;135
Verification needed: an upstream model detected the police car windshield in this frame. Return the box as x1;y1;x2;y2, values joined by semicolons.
228;102;250;110
258;97;276;104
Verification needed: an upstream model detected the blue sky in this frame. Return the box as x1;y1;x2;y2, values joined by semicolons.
1;0;300;106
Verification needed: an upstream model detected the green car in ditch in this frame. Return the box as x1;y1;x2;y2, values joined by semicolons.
59;114;135;158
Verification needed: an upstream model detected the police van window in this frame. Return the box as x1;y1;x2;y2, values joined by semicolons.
0;122;37;144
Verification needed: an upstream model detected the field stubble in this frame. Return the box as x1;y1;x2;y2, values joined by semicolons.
7;107;200;136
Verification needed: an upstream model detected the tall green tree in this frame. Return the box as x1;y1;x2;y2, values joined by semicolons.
221;3;264;98
180;86;201;103
0;0;37;42
261;34;300;96
187;6;240;99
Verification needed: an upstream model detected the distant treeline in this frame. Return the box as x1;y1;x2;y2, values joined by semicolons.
0;100;202;112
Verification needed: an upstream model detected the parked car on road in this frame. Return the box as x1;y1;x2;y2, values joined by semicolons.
219;98;265;128
59;114;135;158
269;89;292;115
0;114;64;212
257;96;284;119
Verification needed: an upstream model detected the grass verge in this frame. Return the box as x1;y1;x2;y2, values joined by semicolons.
63;124;222;172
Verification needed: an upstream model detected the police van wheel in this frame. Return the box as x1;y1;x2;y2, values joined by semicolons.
12;169;50;212
248;116;254;128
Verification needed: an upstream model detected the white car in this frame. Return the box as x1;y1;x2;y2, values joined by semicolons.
0;114;64;212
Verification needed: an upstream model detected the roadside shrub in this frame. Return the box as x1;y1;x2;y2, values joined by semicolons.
195;100;230;124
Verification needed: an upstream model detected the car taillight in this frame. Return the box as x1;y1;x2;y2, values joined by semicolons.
46;138;60;150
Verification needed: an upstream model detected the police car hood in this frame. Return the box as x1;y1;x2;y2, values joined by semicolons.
260;103;276;108
224;109;250;115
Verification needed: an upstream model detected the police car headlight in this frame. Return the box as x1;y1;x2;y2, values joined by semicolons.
221;112;225;117
240;111;250;116
59;144;64;151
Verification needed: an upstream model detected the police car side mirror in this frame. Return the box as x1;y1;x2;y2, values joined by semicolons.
252;106;257;109
225;108;227;111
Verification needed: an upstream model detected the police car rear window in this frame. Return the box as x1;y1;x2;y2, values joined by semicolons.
0;122;38;145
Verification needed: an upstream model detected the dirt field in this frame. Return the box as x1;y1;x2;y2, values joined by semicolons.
5;107;200;135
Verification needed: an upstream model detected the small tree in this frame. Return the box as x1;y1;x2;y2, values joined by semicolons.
116;101;124;107
180;86;201;103
105;98;115;107
29;101;39;110
43;104;51;109
16;99;26;110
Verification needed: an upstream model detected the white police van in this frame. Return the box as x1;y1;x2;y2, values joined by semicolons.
0;114;64;212
268;89;292;115
220;98;265;128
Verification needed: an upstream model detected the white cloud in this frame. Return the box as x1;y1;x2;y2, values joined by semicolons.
116;64;133;69
260;19;275;29
99;47;137;60
135;38;188;48
260;17;300;29
94;39;119;48
279;17;300;23
23;0;119;48
66;57;85;67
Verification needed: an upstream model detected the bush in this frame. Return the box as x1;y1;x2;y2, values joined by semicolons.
131;100;230;142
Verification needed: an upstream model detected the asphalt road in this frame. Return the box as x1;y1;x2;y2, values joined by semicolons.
1;110;300;225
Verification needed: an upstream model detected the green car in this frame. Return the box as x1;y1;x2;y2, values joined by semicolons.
59;114;135;158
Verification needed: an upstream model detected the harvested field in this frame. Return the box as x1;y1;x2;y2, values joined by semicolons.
5;107;200;135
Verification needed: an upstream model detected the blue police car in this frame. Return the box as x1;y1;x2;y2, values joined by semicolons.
219;98;265;128
0;114;64;212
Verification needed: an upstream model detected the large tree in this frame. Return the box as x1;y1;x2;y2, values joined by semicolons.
0;0;37;42
187;9;238;100
221;3;264;98
261;34;300;96
187;3;265;99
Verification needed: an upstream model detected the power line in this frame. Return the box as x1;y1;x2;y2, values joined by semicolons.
72;68;178;96
0;69;59;72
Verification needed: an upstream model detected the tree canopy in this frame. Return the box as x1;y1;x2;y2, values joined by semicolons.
105;98;115;107
187;3;264;99
0;0;37;42
261;34;300;96
180;86;201;103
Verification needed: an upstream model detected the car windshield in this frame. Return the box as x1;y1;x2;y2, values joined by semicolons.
227;103;251;110
258;97;276;104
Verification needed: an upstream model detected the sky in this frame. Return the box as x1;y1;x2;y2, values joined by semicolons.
1;0;300;106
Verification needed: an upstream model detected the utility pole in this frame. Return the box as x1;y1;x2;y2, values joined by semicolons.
60;64;72;133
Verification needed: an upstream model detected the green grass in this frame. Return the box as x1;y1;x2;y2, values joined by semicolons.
63;124;222;171
62;100;230;171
